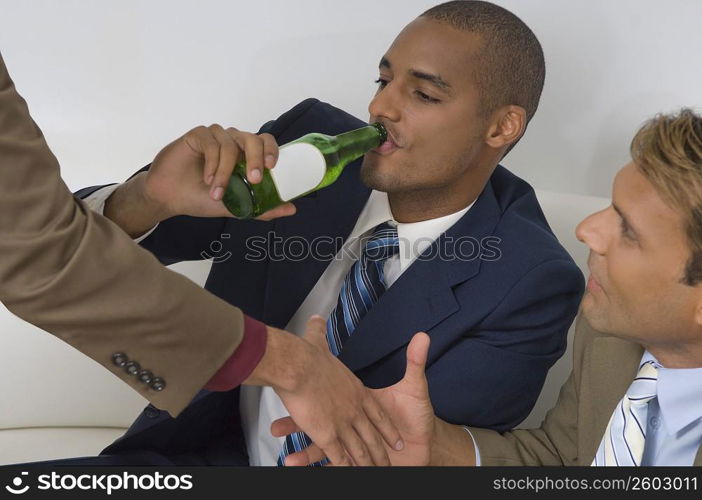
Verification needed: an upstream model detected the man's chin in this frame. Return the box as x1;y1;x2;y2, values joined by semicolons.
360;161;396;192
580;294;614;335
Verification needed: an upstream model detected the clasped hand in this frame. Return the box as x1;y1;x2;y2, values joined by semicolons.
272;329;436;466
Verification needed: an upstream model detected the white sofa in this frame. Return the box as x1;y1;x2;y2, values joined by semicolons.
0;189;610;465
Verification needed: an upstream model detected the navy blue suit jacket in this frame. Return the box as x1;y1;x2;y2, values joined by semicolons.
78;98;584;464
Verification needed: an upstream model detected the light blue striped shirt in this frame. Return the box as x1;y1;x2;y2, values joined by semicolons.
640;351;702;465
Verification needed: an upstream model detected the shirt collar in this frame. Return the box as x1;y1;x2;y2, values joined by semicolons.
346;190;473;272
641;351;702;435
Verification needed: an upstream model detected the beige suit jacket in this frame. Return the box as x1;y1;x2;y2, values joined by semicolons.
470;314;702;466
0;52;246;416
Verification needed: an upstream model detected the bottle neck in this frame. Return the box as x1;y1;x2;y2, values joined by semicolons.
335;123;387;164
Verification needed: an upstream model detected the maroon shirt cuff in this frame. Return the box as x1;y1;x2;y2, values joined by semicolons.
203;315;268;391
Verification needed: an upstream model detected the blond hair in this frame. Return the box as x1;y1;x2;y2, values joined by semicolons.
632;108;702;285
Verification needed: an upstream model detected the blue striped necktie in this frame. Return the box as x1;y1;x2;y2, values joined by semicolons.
277;222;399;466
592;360;659;466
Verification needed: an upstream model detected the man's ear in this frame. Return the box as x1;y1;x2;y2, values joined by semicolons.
485;105;527;150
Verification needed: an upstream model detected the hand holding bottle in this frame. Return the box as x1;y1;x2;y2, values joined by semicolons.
104;124;296;238
143;124;295;220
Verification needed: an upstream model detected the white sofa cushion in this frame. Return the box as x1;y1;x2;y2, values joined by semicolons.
0;427;127;465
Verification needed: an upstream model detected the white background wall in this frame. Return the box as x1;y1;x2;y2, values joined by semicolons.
1;0;701;197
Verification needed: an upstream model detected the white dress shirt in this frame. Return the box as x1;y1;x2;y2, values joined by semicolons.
84;186;472;466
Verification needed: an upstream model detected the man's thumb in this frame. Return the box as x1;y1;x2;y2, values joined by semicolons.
404;332;430;386
302;315;329;350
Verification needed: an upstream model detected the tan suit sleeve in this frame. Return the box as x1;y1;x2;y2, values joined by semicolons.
0;51;245;417
467;315;591;466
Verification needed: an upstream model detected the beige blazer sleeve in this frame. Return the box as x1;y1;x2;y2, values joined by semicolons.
467;314;592;466
0;51;246;417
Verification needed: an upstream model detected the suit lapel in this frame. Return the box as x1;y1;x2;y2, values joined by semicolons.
580;335;644;464
339;181;502;372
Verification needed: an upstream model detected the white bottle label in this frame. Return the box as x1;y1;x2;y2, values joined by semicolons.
269;143;326;201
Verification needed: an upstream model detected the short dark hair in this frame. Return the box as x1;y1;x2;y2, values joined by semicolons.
421;1;545;124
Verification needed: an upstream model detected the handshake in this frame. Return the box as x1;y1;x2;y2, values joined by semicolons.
260;317;434;467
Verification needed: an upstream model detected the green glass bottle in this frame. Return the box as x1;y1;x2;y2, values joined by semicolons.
222;122;387;218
